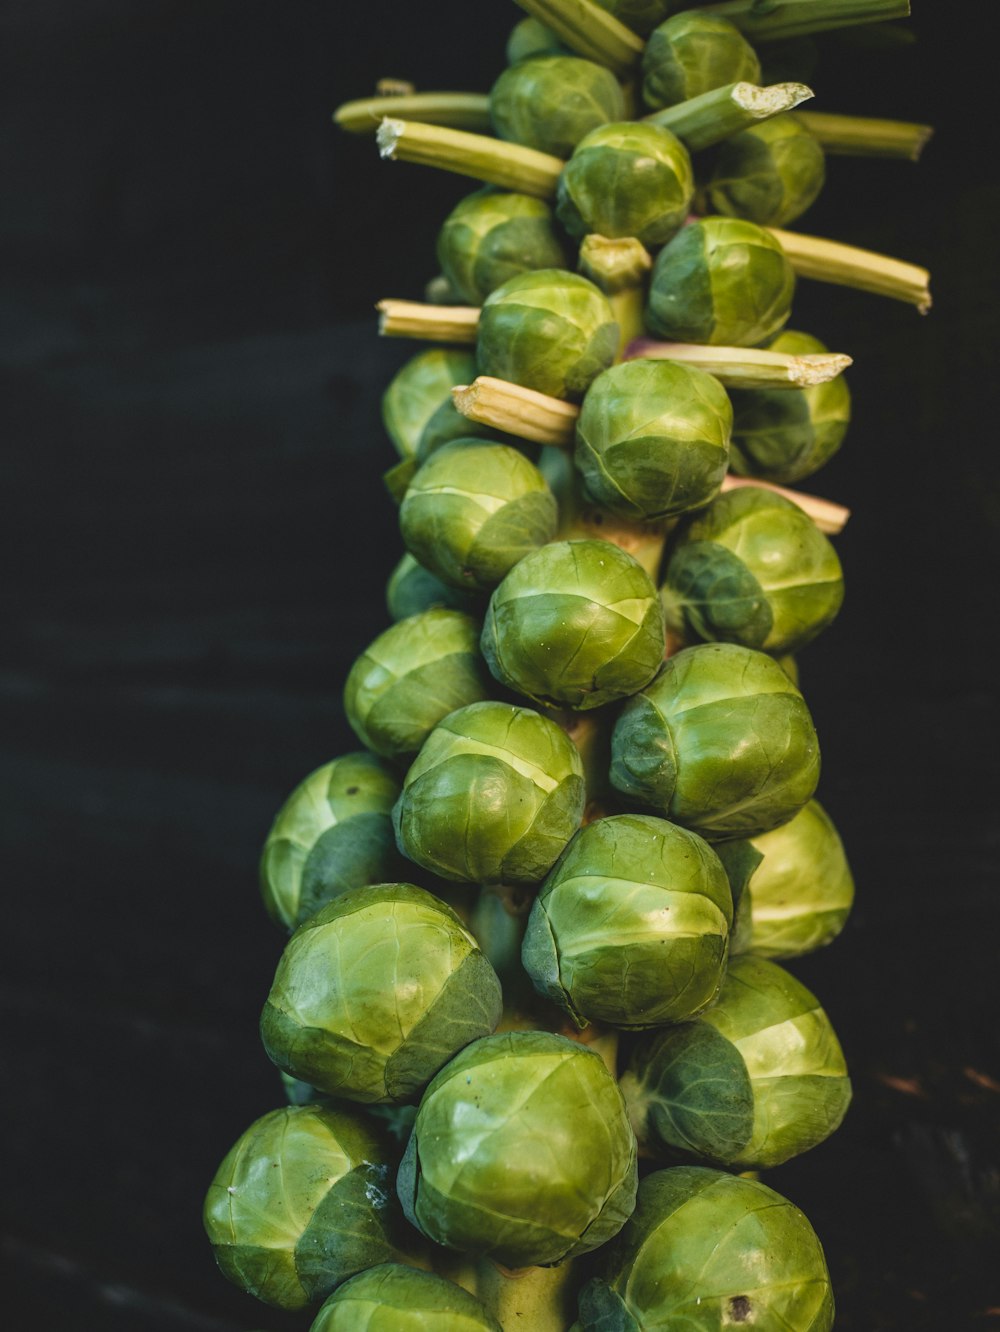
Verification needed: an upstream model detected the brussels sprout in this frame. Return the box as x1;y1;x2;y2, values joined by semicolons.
646;216;796;346
260;884;502;1103
717;798;854;957
203;1104;410;1311
642;15;761;111
393;701;586;884
260;753;404;931
556;122;694;248
490;56;627;160
382;349;478;461
399;441;557;592
437;189;567;306
482;540;665;711
621;954;851;1170
579;1166;834;1330
522;814;732;1028
709;113;827;227
594;0;682;38
506;17;569;64
386;553;483;622
344;610;490;760
477;269;619;402
397;1031;638;1267
729;330;851;483
610;643;820;839
310;1264;502;1332
661;486;844;654
574;359;732;521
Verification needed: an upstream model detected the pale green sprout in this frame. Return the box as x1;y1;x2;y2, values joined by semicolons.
709;112;827;227
309;1263;502;1332
506;17;569;64
438;188;568;305
490;55;627;159
643;14;761;111
260;884;502;1104
386;553;483;622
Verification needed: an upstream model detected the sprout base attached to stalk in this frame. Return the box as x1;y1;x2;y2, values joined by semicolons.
335;92;492;134
377;119;563;198
646;81;814;153
793;110;933;161
769;227;932;310
578;235;652;357
513;0;643;77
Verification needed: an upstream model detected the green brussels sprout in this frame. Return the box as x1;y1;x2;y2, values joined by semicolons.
574;359;732;521
594;0;682;38
708;113;827;227
621;954;851;1170
477;269;619;402
646;216;796;346
260;884;503;1103
393;701;586;884
728;330;851;483
386;553;483;622
380;348;500;463
610;643;820;839
717;798;854;957
260;753;404;931
522;814;732;1028
481;539;666;711
578;1166;834;1331
556;122;694;248
397;1031;638;1267
506;17;569;64
661;486;844;654
203;1104;410;1311
400;441;558;591
437;189;567;306
344;610;490;760
489;56;627;160
310;1264;502;1332
642;14;761;111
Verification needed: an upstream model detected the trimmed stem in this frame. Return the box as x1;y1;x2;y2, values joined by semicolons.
377;299;479;342
376;118;562;198
578;235;652;358
475;1258;580;1332
792;109;933;160
769;227;932;311
375;78;415;97
453;377;577;446
625;338;853;388
334;92;492;135
720;475;850;534
646;81;814;152
513;0;643;76
698;0;910;41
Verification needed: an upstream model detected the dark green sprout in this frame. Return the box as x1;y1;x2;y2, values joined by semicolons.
522;813;733;1028
610;642;821;839
556;121;694;248
578;1166;834;1330
661;485;844;654
642;14;761;111
393;701;586;884
490;55;627;159
260;884;502;1104
594;0;685;37
477;268;619;401
729;329;851;483
344;609;490;760
400;440;558;591
437;188;567;305
382;349;502;463
260;753;404;931
646;216;796;346
506;16;570;64
203;1104;412;1310
386;553;483;622
397;1031;638;1267
575;358;732;521
481;539;666;711
621;954;851;1170
708;113;827;227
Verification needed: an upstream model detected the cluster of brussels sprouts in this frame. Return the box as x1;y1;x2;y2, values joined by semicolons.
205;2;930;1327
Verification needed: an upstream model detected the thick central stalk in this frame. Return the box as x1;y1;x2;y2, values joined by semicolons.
475;1257;580;1331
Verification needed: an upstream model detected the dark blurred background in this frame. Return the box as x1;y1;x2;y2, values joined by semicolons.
2;2;997;1328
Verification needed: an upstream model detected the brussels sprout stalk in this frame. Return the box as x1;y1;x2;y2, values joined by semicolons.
377;119;563;198
578;235;652;357
699;0;910;41
646;80;814;153
513;0;643;76
793;109;933;160
335;92;492;134
475;1256;580;1331
625;337;852;388
769;227;932;310
377;299;479;342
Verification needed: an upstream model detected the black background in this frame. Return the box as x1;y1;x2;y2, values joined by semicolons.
3;2;998;1329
